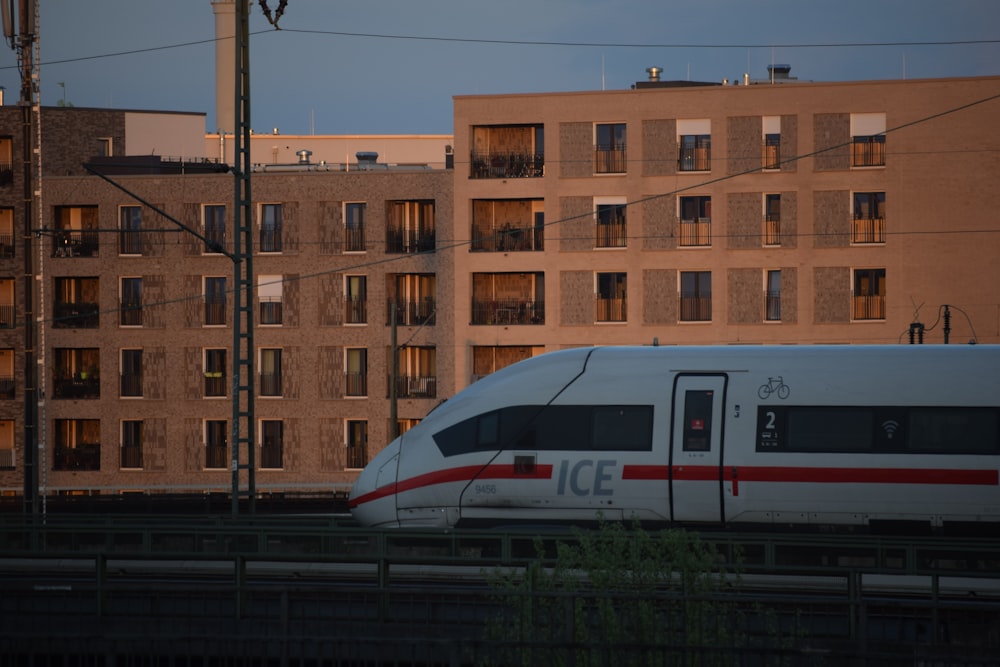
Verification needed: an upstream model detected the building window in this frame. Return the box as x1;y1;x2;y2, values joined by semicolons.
259;203;283;252
387;273;436;326
680;271;712;322
205;420;228;469
345;202;366;252
765;270;782;322
391;346;436;399
471;346;540;383
204;276;226;326
386;200;435;253
260;420;283;470
120;277;143;327
258;274;283;325
764;194;781;246
203;204;226;254
54;277;99;328
204;349;226;397
853;268;886;320
679;134;711;172
346;420;368;469
346;348;367;397
119;206;142;255
259;348;282;397
120;348;143;398
53;205;99;258
851;113;886;167
120;420;143;469
595;200;626;248
594;122;626;174
679;196;712;247
53;348;100;399
0;137;12;186
0;420;14;470
54;419;101;471
596;272;627;323
761;115;781;171
852;192;886;244
0;278;14;328
345;275;367;324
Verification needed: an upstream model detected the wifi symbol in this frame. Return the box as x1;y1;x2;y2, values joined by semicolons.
881;420;900;439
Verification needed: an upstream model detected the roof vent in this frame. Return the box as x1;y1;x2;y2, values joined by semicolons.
646;66;662;82
356;151;378;170
296;149;312;164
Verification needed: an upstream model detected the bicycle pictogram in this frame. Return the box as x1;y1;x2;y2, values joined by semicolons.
758;376;790;400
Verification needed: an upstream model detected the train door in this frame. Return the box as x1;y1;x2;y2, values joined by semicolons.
670;374;727;524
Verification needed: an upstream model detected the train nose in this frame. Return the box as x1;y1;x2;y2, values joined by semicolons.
348;438;401;527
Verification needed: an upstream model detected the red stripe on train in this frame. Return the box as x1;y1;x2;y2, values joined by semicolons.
621;465;999;486
348;464;553;508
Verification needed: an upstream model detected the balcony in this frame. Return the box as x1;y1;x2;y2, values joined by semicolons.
345;371;367;397
765;291;782;321
595;297;626;323
852;136;886;167
0;160;12;186
259;227;282;252
344;226;366;252
387;298;436;327
386;229;434;254
0;375;13;399
596;219;626;248
204;296;226;326
259;372;282;397
260;443;283;469
259;298;283;325
471;223;543;252
204;373;226;397
762;141;781;170
471;298;545;325
680;295;712;322
852;217;885;244
0;303;13;328
0;448;13;470
51;230;99;258
120;372;142;398
119;230;142;255
470;151;544;179
594;146;626;174
0;233;13;258
763;215;781;246
345;296;366;325
53;374;100;399
54;443;100;471
120;300;143;326
391;374;437;399
205;445;228;469
53;301;99;329
853;295;886;321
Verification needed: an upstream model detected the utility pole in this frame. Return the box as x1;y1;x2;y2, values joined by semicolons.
4;0;40;516
231;0;255;514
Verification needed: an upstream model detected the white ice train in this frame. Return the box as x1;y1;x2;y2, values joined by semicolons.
349;345;1000;531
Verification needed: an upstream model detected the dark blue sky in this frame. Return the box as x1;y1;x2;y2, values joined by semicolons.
4;0;999;135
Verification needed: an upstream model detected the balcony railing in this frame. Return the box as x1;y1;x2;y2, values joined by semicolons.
119;230;142;255
390;375;437;399
679;147;711;172
0;375;14;399
259;227;282;252
0;303;13;328
765;291;782;321
344;226;366;252
470;151;544;179
0;448;13;470
120;301;143;326
345;296;366;325
763;215;781;246
679;220;712;247
852;137;886;167
345;445;367;470
205;445;228;469
852;217;885;244
53;375;100;399
471;224;543;252
680;295;712;322
762;142;781;170
119;373;142;397
204;373;226;397
259;372;282;397
594;146;626;174
595;220;626;248
53;301;99;329
853;295;886;321
259;298;283;325
0;233;15;258
0;162;12;186
386;229;435;254
204;297;226;325
52;230;99;258
471;298;545;325
54;443;101;471
345;371;367;397
120;445;143;469
204;227;226;253
260;443;283;469
387;298;436;326
595;297;626;323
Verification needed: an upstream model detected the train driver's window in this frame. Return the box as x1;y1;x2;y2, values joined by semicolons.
682;390;713;451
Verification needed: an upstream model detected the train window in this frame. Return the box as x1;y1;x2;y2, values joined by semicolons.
477;411;500;448
787;407;873;452
907;407;999;454
592;406;653;451
682;390;714;451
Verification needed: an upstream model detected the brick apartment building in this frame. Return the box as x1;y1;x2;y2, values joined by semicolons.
0;69;997;501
